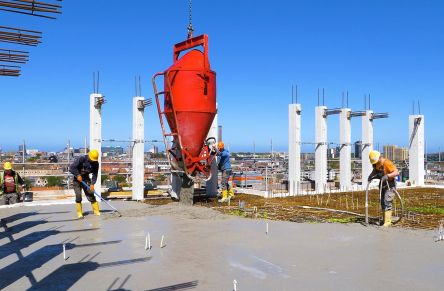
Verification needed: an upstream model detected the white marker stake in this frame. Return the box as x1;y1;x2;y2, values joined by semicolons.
160;235;165;248
233;279;238;291
148;233;151;250
266;223;269;235
63;243;66;260
145;234;149;250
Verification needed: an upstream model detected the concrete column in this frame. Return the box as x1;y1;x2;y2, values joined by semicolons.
288;103;301;196
409;115;425;186
340;108;351;190
315;106;327;193
132;97;145;200
90;93;103;196
362;110;374;187
206;107;218;197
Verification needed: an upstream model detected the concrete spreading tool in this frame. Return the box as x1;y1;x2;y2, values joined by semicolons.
81;181;122;217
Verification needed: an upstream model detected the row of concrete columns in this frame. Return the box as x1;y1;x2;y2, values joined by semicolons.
288;103;425;194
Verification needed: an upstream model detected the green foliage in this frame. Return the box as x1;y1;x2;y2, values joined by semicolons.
229;209;248;217
406;206;444;215
101;174;109;182
46;176;63;187
326;217;357;223
24;178;33;189
154;174;167;182
150;153;166;159
112;175;126;183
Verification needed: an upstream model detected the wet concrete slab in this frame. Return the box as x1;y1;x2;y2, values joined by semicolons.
1;201;443;290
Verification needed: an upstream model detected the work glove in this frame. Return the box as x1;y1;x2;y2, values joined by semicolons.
381;175;389;181
367;175;374;182
89;184;95;193
77;175;82;182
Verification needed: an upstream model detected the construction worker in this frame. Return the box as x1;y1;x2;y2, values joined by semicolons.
69;150;100;218
368;150;399;227
217;141;233;202
0;162;25;205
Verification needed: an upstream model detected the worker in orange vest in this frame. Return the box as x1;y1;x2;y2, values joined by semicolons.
368;150;400;226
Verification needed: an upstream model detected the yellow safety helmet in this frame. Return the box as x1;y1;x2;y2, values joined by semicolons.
369;150;381;165
217;141;224;150
3;161;12;170
88;149;99;161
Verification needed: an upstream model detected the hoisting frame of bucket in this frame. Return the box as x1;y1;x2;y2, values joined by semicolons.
152;34;216;182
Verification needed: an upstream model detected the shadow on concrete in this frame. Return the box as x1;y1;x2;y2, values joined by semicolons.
0;211;70;226
0;240;132;290
0;212;40;223
74;240;122;248
146;280;199;291
0;230;59;261
26;257;150;291
107;274;132;291
0;220;47;239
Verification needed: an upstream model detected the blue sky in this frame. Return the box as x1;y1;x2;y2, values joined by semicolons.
0;0;443;153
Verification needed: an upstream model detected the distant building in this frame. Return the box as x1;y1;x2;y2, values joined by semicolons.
18;144;26;156
148;145;159;154
354;141;362;159
327;147;339;159
383;144;408;162
102;146;124;156
301;153;315;161
26;149;39;155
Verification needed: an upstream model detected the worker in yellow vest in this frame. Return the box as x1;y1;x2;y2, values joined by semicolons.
0;162;25;205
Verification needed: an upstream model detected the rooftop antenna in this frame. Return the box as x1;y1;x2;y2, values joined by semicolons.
317;88;320;106
295;84;298;103
322;88;325;105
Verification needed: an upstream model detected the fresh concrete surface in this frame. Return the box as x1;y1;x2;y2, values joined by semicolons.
1;201;443;290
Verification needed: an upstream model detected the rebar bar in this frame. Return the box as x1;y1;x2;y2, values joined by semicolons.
0;0;62;19
0;25;42;46
0;48;29;63
0;64;20;76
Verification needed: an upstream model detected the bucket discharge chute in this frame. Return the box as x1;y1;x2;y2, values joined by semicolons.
152;34;217;180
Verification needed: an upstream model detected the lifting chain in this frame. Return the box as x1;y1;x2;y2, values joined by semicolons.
187;0;194;39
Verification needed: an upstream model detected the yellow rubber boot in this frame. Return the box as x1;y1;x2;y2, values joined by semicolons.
218;190;229;203
383;210;392;227
91;202;100;216
76;203;84;219
228;189;234;198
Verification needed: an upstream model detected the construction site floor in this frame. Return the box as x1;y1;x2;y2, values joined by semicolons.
1;200;443;290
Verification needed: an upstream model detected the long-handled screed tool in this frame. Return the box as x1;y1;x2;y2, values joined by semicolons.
81;181;122;217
